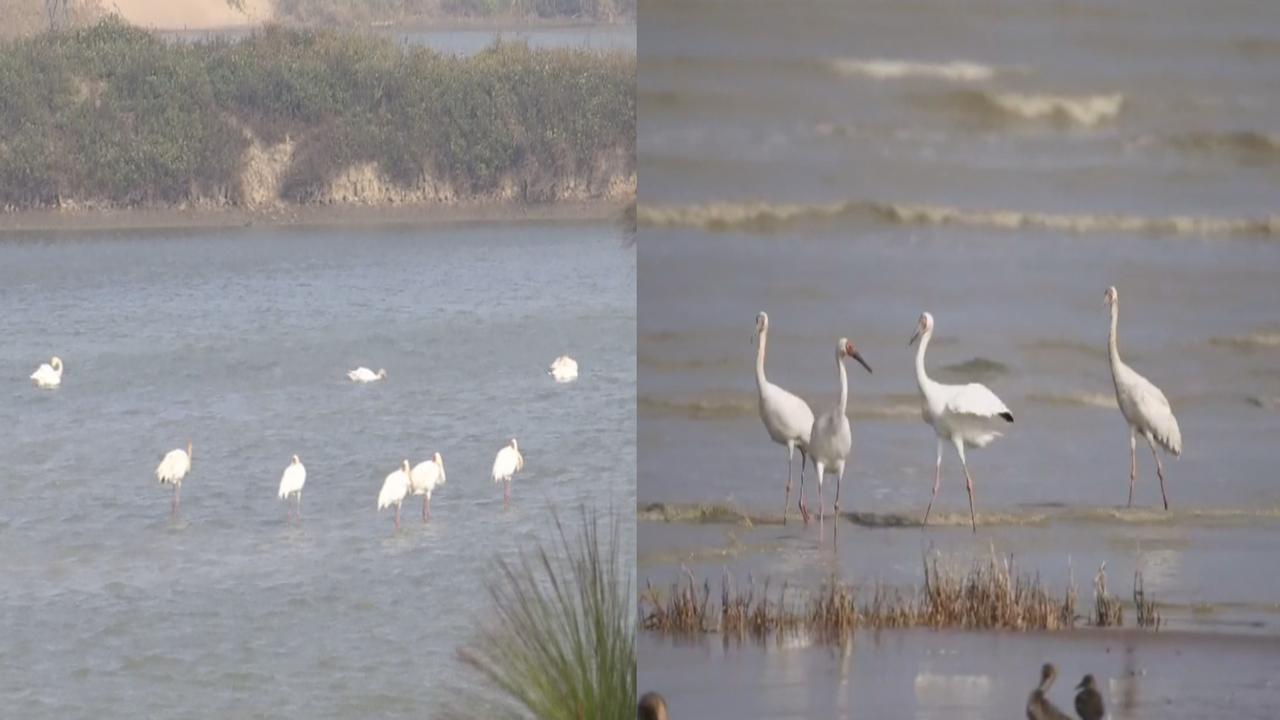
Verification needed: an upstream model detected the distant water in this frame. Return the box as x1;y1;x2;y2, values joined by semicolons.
0;221;635;718
162;25;636;55
639;0;1280;705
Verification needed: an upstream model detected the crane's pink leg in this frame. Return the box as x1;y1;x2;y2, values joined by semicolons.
394;503;401;530
798;450;809;524
960;460;977;534
423;496;429;522
922;439;943;528
833;461;845;515
783;444;794;526
504;479;511;509
172;484;181;517
296;493;302;520
1149;441;1170;511
814;462;825;525
1128;431;1137;507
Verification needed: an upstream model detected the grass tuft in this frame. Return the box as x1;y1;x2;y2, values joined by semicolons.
457;507;635;720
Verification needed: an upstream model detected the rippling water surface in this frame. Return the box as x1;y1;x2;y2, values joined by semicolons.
0;221;635;718
640;0;1280;713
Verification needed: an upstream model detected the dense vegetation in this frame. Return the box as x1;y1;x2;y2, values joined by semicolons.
0;18;635;210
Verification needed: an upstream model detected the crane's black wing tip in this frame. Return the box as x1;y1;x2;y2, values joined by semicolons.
999;411;1014;423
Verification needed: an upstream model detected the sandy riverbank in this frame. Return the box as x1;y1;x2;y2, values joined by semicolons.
0;200;632;235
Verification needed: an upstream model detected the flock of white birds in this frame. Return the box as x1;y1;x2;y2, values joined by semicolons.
754;286;1182;532
30;352;577;528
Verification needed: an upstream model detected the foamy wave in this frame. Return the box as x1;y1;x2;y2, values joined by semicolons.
1209;331;1280;349
1027;392;1118;409
638;200;1280;238
1168;130;1280;164
639;394;920;421
986;92;1124;126
830;58;997;82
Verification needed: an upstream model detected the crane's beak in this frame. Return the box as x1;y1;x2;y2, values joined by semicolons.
908;327;922;347
853;352;872;374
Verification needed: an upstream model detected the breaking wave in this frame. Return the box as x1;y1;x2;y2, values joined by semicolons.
1166;130;1280;165
638;394;920;421
981;91;1124;126
638;200;1280;238
1027;391;1119;409
1209;331;1280;349
830;57;998;82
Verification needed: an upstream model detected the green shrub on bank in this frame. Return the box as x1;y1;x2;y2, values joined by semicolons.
0;18;635;209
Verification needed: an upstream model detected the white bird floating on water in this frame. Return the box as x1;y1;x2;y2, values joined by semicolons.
753;312;816;524
808;337;872;524
409;452;447;521
491;438;524;509
1105;286;1182;509
910;312;1014;532
155;441;193;516
348;367;387;383
549;355;579;383
31;356;63;388
377;459;412;529
277;454;307;520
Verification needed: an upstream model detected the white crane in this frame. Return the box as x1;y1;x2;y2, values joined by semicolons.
1105;286;1182;509
348;367;387;383
549;355;579;383
491;438;524;509
753;312;817;524
277;454;307;520
409;452;447;521
808;337;872;523
910;312;1014;532
31;356;63;388
155;441;193;516
377;459;412;529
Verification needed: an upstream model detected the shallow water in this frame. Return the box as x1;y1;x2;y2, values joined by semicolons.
638;0;1280;706
638;629;1280;719
0;221;635;717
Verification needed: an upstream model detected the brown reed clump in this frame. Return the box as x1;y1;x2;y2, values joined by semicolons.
641;555;1157;639
1133;571;1161;629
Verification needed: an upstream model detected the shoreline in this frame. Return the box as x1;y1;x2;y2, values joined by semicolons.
0;200;631;235
147;18;635;35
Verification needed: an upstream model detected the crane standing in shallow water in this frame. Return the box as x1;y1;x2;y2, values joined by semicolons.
808;337;871;523
753;312;817;524
909;312;1014;532
1105;286;1182;510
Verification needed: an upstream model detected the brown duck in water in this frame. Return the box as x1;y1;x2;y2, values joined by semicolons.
639;691;669;720
1075;675;1105;720
1027;663;1072;720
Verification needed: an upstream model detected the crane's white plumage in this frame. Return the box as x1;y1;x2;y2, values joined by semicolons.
155;441;193;515
410;452;446;521
278;454;306;520
1106;286;1181;510
910;312;1013;532
753;312;817;524
492;439;524;508
348;367;387;383
807;337;872;524
377;459;412;529
31;356;63;388
549;355;579;383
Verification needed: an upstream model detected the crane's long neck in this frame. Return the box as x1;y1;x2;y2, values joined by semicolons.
1108;302;1122;370
755;329;768;390
836;353;849;417
914;329;935;396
